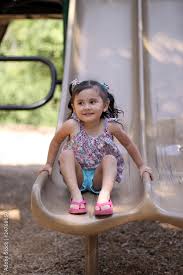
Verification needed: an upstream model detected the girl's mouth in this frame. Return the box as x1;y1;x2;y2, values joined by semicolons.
83;113;94;116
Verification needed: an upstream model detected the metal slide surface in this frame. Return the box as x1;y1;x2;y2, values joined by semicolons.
31;0;183;235
144;1;183;216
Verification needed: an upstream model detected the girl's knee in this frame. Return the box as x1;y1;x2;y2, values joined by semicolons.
59;150;74;163
102;155;117;167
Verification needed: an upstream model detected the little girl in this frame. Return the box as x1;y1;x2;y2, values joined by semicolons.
40;79;153;216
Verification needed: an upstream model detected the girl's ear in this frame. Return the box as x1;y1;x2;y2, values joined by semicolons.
71;103;75;112
103;99;110;112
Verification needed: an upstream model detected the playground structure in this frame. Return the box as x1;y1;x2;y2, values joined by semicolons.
0;0;65;110
31;1;183;274
1;1;182;274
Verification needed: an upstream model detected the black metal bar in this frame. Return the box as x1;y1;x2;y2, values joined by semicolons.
0;0;63;16
0;56;62;110
0;23;9;44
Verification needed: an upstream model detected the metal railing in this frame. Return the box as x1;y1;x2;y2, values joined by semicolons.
0;56;62;110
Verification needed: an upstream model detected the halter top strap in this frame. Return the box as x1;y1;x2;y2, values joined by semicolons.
104;117;120;132
71;112;84;130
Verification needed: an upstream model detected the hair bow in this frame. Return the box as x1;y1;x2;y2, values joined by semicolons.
71;78;80;89
102;82;109;91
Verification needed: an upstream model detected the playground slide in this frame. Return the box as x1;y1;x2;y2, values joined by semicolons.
143;1;183;217
31;0;183;237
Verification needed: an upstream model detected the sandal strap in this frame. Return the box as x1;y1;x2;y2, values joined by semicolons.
95;199;112;208
70;199;86;205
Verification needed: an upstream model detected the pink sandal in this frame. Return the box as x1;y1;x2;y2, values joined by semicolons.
69;199;87;214
95;199;113;216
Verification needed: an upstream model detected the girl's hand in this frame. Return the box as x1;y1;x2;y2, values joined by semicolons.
39;163;52;176
139;165;154;181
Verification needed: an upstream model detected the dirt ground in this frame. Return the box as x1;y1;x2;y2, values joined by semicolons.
0;126;183;275
0;165;183;275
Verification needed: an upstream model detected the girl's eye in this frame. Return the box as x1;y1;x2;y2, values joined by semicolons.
90;100;96;104
77;101;83;105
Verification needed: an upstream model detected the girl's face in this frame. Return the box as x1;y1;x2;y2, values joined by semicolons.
72;88;109;123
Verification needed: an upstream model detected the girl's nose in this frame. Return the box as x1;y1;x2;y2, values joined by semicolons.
84;104;90;110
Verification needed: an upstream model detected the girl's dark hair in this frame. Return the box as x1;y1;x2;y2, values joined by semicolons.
68;80;123;119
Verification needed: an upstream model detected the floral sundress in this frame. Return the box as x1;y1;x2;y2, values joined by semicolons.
62;114;124;183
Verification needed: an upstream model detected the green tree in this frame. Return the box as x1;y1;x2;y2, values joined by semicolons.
0;19;64;126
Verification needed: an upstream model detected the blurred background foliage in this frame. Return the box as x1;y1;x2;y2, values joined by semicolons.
0;19;63;126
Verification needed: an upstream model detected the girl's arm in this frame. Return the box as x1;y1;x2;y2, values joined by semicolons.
108;122;153;179
39;119;75;174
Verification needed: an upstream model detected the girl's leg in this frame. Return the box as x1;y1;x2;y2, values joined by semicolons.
93;155;117;209
59;150;84;209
